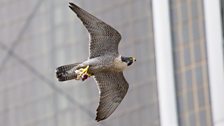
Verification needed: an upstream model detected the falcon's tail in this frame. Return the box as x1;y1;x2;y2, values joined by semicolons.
56;63;80;81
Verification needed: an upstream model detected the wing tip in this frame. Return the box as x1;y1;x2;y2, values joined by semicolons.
95;108;108;122
95;117;101;122
95;114;106;122
69;2;75;6
68;2;78;8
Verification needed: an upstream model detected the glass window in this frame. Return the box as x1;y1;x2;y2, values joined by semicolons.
181;2;188;22
199;110;207;126
187;91;194;111
170;7;178;24
173;50;181;68
172;28;181;46
194;43;202;62
177;95;185;113
185;70;192;89
197;88;205;108
189;112;196;126
195;66;203;85
182;23;189;44
192;19;200;40
191;1;198;18
175;73;183;91
184;47;191;66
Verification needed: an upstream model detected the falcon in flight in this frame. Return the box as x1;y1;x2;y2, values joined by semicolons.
56;2;136;122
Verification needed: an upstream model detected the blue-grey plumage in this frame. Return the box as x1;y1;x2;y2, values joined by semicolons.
56;2;136;122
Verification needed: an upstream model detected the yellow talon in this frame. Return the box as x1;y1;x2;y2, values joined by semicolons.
82;65;89;73
84;66;92;76
75;66;92;80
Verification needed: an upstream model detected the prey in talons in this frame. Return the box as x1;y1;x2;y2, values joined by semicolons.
75;65;92;81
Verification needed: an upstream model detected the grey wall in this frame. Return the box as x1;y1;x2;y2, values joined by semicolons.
0;0;159;126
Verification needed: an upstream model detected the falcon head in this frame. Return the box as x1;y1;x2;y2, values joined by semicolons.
121;56;136;66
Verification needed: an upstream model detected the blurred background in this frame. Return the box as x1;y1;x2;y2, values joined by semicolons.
0;0;223;126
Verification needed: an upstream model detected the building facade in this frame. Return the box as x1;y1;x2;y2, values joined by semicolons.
0;0;223;126
153;0;224;126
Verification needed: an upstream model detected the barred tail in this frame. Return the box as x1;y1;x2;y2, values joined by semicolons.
56;63;80;81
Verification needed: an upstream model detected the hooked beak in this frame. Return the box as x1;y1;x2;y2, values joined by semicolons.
132;57;136;62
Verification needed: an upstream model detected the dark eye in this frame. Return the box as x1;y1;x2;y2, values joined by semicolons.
127;61;133;66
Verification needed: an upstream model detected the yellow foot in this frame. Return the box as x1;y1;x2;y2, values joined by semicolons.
75;66;92;80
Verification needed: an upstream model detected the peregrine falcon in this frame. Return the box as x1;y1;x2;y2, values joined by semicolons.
56;2;136;122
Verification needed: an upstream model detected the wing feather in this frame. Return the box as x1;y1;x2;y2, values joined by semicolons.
69;3;121;58
94;72;129;121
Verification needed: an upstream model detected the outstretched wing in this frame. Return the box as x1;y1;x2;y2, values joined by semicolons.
93;72;129;121
69;3;121;58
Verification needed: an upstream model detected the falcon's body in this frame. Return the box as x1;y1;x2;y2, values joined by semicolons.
56;3;136;122
76;55;129;73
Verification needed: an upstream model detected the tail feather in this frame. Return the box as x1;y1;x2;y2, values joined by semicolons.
56;63;80;81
